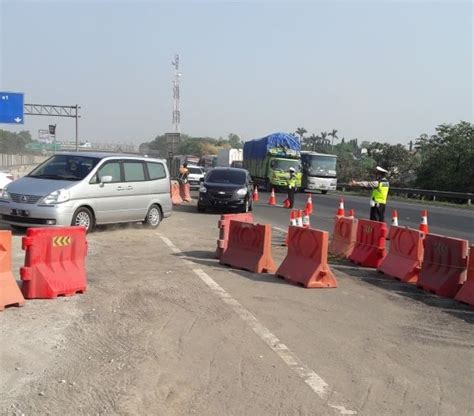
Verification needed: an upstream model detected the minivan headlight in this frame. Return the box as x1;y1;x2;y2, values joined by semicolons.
42;189;70;205
1;187;10;200
199;186;207;193
236;188;247;196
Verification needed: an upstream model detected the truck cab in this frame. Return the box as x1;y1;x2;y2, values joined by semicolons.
267;157;302;189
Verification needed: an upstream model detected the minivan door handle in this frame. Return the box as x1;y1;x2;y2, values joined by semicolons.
116;186;124;191
125;186;133;191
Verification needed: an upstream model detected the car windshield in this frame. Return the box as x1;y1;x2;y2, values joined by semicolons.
28;155;101;181
270;159;301;172
188;167;203;175
206;169;246;185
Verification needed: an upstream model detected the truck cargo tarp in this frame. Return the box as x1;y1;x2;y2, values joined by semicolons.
243;133;300;159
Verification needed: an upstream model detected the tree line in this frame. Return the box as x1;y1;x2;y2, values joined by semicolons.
2;120;471;193
0;130;32;154
140;133;242;158
295;121;473;193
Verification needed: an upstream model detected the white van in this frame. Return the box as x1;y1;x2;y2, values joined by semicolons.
186;165;205;189
0;152;172;232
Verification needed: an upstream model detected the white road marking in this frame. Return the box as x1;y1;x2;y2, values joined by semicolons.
157;233;357;415
272;226;287;234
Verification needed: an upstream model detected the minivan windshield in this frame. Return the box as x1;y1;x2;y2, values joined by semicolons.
206;169;246;185
28;155;101;181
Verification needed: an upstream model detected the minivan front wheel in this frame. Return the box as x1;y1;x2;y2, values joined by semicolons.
72;207;95;233
144;205;161;228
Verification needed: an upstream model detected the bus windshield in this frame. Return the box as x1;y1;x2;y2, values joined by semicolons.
303;155;337;177
269;159;301;172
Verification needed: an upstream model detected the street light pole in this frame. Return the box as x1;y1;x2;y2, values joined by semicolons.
75;104;79;152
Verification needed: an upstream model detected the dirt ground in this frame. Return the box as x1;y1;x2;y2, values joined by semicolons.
1;204;473;416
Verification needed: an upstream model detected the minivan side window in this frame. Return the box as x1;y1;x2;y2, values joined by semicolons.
92;161;122;184
123;161;146;182
147;162;166;180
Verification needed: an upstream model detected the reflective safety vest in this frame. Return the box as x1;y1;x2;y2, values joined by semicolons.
371;180;389;204
287;174;297;189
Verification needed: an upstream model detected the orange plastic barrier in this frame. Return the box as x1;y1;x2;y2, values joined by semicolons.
329;216;358;258
455;246;474;306
377;226;425;284
171;181;183;205
215;212;254;259
348;219;387;268
0;230;25;311
20;227;87;299
220;221;276;273
417;234;468;298
276;226;337;288
179;182;192;202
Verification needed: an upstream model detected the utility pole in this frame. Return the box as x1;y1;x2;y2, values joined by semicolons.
172;54;181;134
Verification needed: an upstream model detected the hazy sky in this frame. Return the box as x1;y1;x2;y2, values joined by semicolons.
0;0;472;145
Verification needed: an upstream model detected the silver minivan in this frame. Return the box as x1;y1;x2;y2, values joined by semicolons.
0;152;172;232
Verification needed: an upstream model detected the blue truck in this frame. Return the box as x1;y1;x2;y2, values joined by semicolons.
243;132;302;191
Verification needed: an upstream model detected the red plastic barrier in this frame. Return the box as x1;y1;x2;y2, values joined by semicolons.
329;216;358;258
276;226;337;288
171;181;183;205
455;246;474;306
417;234;468;298
179;182;192;202
377;226;425;284
220;221;276;273
20;227;88;299
348;219;387;268
0;230;25;311
215;213;254;259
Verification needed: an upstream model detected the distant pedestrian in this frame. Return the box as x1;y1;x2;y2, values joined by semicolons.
350;166;390;222
287;167;297;209
177;162;191;202
177;162;189;184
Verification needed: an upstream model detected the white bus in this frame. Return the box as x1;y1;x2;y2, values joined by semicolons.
301;151;337;194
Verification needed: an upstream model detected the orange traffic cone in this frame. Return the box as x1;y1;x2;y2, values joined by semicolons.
348;209;355;218
252;186;259;202
391;210;399;226
305;194;313;214
285;211;297;246
283;198;291;209
268;188;276;206
302;209;311;228
419;210;429;234
295;210;303;227
336;197;345;217
289;210;297;226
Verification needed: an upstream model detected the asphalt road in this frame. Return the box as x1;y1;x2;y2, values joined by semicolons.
1;204;473;415
252;191;473;243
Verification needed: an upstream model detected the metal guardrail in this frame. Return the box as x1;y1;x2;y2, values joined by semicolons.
0;154;47;169
338;184;473;205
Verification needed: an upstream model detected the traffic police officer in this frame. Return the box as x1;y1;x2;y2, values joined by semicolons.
350;166;390;222
287;167;297;209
